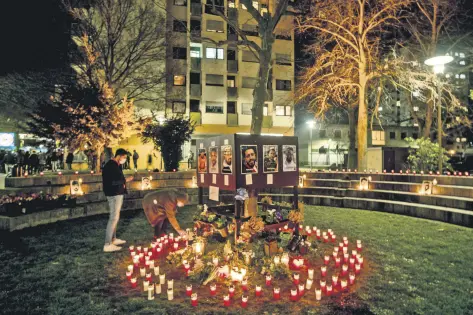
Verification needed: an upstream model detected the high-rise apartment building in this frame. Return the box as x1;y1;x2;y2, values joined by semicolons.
163;0;295;156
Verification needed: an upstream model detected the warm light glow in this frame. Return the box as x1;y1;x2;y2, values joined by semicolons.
306;120;315;129
424;55;454;67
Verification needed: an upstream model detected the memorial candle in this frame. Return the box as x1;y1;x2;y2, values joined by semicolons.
144;247;149;254
149;260;155;269
356;241;362;251
342;264;348;276
126;271;132;280
331;234;336;242
129;245;135;252
173;243;179;251
155;283;162;294
349;273;356;285
349;258;355;268
241;295;248;307
273;255;281;265
306;278;313;290
241;278;248;291
344;253;349;263
315;289;322;301
159;274;165;285
298;284;305;296
339;242;344;250
140;268;146;277
293;273;300;285
137;246;142;252
146;273;152;282
308;268;314;280
210;284;217;296
326;284;333;296
223;295;230;307
191;293;198;307
281;253;290;266
332;251;338;260
355;264;361;275
229;284;235;297
358;256;364;267
266;274;272;286
320;280;326;292
320;266;327;277
324;255;330;265
323;235;329;243
335;257;341;267
273;287;281;300
127;265;133;272
341;280;348;291
148;285;155;300
332;275;338;287
212;257;219;266
143;280;149;292
154;266;160;276
352;250;357;257
290;289;298;302
255;285;262;297
343;247;348;255
131;278;137;288
167;279;174;290
167;288;174;300
186;284;192;296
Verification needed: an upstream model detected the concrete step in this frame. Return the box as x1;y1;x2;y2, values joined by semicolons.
259;192;473;228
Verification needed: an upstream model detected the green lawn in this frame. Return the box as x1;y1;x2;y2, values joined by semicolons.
1;205;472;315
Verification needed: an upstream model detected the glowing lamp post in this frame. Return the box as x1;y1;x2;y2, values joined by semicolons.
424;55;454;174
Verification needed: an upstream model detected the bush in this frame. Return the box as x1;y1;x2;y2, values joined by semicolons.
405;137;452;172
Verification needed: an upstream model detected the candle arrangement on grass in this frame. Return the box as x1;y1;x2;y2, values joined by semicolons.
121;218;366;309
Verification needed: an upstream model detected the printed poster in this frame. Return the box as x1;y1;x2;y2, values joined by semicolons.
282;145;297;172
240;145;258;174
209;146;219;174
198;148;207;173
263;145;278;173
221;145;233;174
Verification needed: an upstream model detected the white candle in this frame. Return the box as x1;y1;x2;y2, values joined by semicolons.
167;288;174;300
155;283;162;294
168;279;174;290
149;260;155;269
140;268;146;277
213;257;219;266
143;280;149;291
127;265;133;272
159;274;166;285
281;253;289;266
154;266;160;276
308;268;314;280
315;289;322;301
148;285;155;300
273;256;280;265
306;279;313;290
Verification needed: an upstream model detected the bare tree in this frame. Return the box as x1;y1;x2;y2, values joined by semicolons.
65;0;169;107
298;0;411;169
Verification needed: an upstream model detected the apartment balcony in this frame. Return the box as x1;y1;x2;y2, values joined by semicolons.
227;60;238;72
190;58;201;71
227;113;238;126
228;8;238;21
190;84;202;97
227;87;238;99
262;116;273;128
204;4;224;15
190;112;202;126
191;3;202;16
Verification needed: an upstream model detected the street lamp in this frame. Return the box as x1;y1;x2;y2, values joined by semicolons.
424;55;454;174
306;120;315;171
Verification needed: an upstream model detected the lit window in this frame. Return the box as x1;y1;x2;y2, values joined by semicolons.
396;100;401;107
263;104;268;116
378;106;383;112
275;79;291;91
206;101;224;113
455;52;459;57
206;47;224;59
460;74;466;79
460;60;466;65
460;52;465;58
190;46;201;58
252;1;258;9
455;74;460;79
173;75;186;86
172;101;186;113
275;105;292;116
242;103;252;115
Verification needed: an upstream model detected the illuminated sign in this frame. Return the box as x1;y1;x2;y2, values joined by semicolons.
0;133;15;147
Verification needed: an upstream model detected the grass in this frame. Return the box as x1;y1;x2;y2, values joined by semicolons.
1;205;473;315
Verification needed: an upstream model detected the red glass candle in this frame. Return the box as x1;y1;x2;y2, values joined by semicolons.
344;253;349;263
146;273;152;282
335;257;341;267
324;255;330;265
229;285;235;297
255;285;262;297
341;279;348;291
326;284;333;296
357;243;362;252
210;284;217;296
320;280;326;292
129;245;135;253
273;287;281;300
339;242;344;250
332;275;338;288
320;266;327;277
331;234;336;242
191;293;198;307
349;273;356;285
241;295;248;307
323;235;329;243
186;284;192;296
223;295;230;307
342;264;348;276
349;258;355;268
355;264;361;275
298;284;305;296
131;278;137;288
266;275;272;286
126;271;132;280
293;273;300;285
290;289;298;302
241;278;248;291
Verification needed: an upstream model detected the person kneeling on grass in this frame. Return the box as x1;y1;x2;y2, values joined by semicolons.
142;189;189;238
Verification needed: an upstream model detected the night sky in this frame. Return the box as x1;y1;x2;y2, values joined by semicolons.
0;0;471;76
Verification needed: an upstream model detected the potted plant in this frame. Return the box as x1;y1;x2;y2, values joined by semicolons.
264;232;279;256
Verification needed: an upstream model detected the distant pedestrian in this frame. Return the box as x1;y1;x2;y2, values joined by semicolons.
66;152;74;170
102;148;134;252
24;151;30;173
4;151;15;176
187;150;194;169
147;153;153;169
51;152;59;172
132;150;139;171
125;151;131;170
29;151;39;174
38;153;46;172
57;151;64;170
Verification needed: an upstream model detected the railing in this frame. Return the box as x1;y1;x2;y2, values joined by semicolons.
227;87;238;98
227;113;238;126
227;60;238;72
190;84;201;97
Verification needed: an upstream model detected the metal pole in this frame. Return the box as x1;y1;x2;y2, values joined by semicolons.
309;128;312;171
437;81;443;174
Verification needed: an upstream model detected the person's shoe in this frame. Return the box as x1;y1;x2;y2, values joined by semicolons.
113;238;126;245
104;244;122;252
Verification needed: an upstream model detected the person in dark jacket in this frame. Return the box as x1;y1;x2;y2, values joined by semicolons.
102;148;134;252
66;152;74;170
29;151;39;174
132;150;139;171
142;189;189;238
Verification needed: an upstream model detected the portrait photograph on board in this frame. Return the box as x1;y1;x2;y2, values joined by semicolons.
198;148;207;173
209;146;219;173
263;145;278;173
240;145;258;174
282;145;297;172
221;145;233;174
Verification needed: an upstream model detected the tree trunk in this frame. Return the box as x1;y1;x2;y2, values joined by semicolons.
357;80;368;170
348;105;357;169
423;99;434;139
95;146;102;173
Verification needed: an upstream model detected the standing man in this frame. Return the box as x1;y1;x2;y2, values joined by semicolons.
142;189;189;238
102;148;134;252
132;150;139;171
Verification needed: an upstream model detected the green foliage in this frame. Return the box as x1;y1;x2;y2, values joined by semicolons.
405;137;452;172
141;116;195;171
